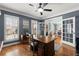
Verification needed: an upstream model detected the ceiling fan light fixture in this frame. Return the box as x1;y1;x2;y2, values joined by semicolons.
38;8;43;12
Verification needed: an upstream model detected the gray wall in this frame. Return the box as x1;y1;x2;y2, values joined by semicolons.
75;16;79;37
19;17;31;35
62;10;79;40
0;10;39;44
63;10;79;19
0;11;4;42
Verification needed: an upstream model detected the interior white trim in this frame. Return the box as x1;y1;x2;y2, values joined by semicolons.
3;41;20;48
4;14;19;42
62;17;76;47
0;4;79;20
43;7;79;20
0;5;40;20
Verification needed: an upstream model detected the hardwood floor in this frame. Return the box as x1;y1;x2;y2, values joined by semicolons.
0;44;34;56
55;36;76;56
0;36;76;56
55;35;61;45
55;36;63;56
55;44;76;56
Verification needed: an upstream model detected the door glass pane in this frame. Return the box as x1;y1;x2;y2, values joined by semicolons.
31;20;37;37
70;38;73;43
63;36;65;41
70;34;73;39
65;38;69;42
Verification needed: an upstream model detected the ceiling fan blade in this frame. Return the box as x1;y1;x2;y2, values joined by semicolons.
40;12;43;15
39;3;42;5
43;3;48;8
29;4;34;7
44;9;52;11
39;3;42;8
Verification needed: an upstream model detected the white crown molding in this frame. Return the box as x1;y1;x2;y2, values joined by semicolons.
43;7;79;20
0;5;79;20
0;5;41;20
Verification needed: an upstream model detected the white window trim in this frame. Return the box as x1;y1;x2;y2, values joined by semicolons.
4;14;19;42
61;17;76;47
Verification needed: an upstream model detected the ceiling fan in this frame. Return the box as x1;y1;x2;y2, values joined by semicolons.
29;3;52;15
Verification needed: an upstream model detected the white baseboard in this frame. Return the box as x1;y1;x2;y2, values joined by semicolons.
3;41;20;48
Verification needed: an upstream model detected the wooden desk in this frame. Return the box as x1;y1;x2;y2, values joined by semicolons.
34;36;55;56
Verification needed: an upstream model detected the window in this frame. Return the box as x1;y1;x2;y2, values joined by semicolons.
4;14;19;42
23;19;29;33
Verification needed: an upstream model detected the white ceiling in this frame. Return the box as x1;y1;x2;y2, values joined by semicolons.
0;3;79;20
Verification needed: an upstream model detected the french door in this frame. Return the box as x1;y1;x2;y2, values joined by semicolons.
62;17;75;47
31;20;37;37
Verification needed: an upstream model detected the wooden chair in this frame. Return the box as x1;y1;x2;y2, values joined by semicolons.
30;34;38;56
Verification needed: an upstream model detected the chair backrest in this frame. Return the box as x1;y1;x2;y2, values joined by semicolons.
33;35;37;39
29;34;33;42
21;35;23;39
29;34;35;47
